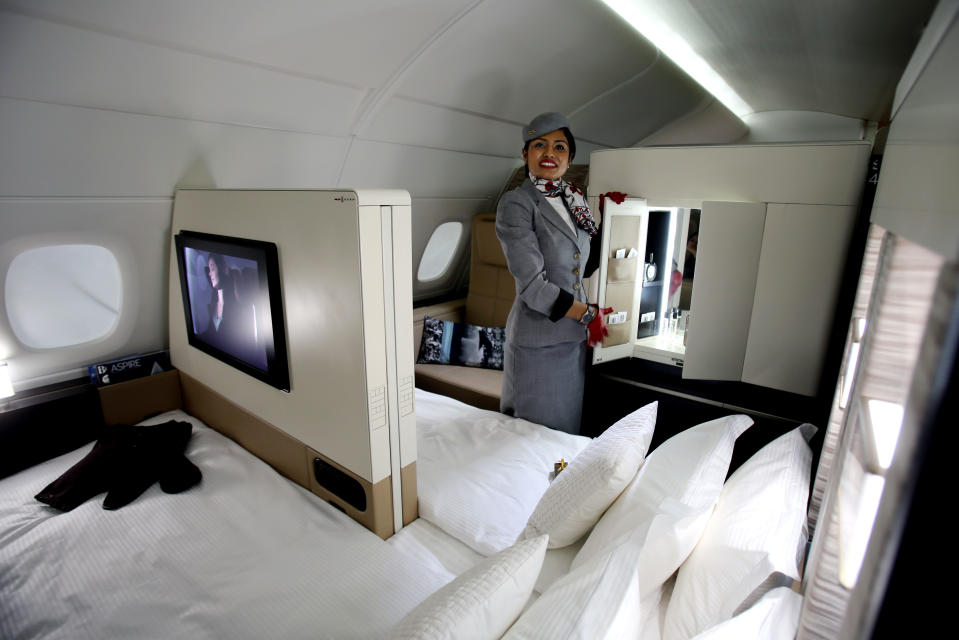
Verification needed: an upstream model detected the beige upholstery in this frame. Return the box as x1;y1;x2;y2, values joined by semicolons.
413;213;515;412
464;213;514;327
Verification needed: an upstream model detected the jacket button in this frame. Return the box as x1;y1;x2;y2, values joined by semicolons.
572;268;580;275
573;282;580;290
574;252;581;259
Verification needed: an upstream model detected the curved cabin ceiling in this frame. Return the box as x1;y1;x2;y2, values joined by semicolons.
1;0;936;146
0;0;940;348
668;0;939;122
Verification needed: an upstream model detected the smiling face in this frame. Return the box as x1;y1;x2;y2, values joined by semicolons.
523;129;571;181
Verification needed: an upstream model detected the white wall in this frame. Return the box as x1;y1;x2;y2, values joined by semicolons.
0;3;510;387
872;1;959;261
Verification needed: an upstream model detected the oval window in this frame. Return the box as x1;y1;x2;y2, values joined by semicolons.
5;244;122;348
417;221;463;282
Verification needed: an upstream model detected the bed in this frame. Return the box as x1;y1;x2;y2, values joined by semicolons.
1;388;813;639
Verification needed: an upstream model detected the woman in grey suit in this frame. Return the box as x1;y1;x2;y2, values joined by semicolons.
495;112;609;434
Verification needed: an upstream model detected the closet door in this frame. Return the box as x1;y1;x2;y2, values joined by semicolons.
682;201;767;381
592;198;647;364
741;203;857;395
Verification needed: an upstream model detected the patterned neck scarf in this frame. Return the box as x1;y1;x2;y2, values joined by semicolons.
529;174;598;237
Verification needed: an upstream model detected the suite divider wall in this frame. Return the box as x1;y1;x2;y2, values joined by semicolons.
588;143;871;396
169;189;415;538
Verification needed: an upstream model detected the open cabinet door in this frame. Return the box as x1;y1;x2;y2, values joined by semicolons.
591;197;647;364
682;201;767;381
741;203;858;395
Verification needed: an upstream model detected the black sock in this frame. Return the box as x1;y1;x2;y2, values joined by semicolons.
158;454;202;494
102;421;193;510
35;431;121;511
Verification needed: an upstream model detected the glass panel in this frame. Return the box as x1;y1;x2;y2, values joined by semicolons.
634;207;698;360
678;208;700;311
838;458;886;589
838;316;866;410
5;244;122;348
864;398;904;472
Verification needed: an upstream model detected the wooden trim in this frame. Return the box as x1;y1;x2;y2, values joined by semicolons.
179;371;308;488
401;461;418;526
98;369;183;426
98;368;401;539
307;446;395;540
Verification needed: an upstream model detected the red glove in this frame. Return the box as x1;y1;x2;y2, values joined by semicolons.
587;305;614;347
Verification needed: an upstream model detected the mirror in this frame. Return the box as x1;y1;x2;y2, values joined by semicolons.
636;207;699;350
678;209;700;311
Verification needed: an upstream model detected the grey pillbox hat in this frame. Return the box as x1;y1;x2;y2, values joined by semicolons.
522;112;571;143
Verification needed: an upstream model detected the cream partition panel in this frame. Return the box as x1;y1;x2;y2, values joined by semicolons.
588;142;871;396
742;203;857;395
870;2;959;262
681;201;767;382
169;189;415;537
589;143;871;206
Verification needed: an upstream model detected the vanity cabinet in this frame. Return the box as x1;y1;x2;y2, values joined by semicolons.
588;143;869;396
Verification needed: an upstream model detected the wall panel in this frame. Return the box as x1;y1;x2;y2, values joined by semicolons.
0;13;365;137
364;98;518;158
0;98;348;197
1;0;478;89
339;139;516;200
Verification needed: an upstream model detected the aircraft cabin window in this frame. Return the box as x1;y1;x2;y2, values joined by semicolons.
5;244;122;349
417;221;463;282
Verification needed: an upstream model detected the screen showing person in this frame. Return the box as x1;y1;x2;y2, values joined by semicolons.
174;230;291;392
183;248;267;370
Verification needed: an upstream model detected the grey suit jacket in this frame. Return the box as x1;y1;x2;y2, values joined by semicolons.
495;180;592;348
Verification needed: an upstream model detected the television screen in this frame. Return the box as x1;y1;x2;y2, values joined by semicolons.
174;230;291;392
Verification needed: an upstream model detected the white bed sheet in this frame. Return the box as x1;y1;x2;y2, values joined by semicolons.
1;389;603;639
0;409;454;640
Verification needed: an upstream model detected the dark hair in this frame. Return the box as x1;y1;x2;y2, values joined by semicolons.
207;252;229;275
523;127;576;162
204;252;231;290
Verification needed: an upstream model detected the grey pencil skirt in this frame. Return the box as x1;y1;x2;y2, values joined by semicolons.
500;339;587;434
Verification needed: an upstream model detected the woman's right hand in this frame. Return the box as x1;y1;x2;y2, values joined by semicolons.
587;305;614;347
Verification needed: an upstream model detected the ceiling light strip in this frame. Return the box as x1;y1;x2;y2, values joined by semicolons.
600;0;752;119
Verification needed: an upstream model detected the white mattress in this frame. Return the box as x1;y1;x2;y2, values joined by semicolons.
0;409;455;640
0;390;598;639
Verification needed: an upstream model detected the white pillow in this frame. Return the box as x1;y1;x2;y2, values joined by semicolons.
417;393;590;555
503;527;645;640
572;413;753;597
390;534;547;640
689;587;803;640
519;402;657;548
663;424;814;640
